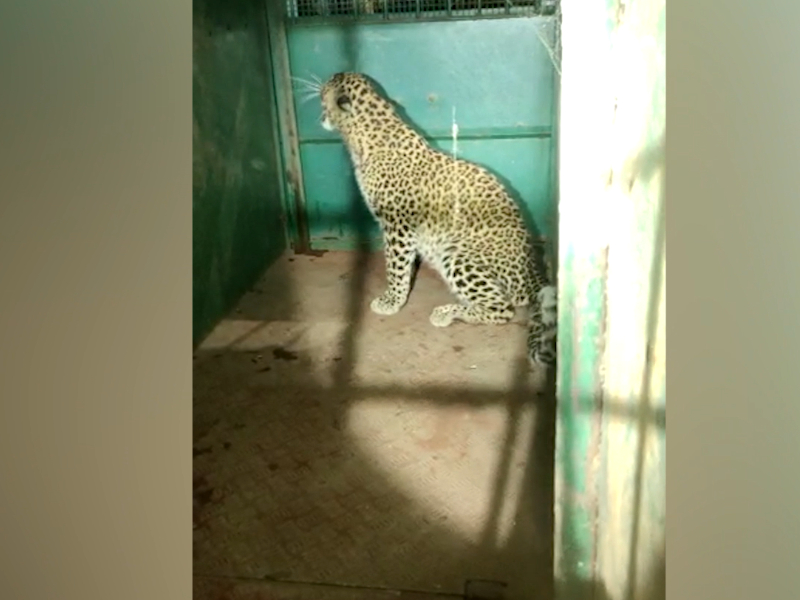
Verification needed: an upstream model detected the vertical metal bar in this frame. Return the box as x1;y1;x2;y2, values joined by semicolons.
547;15;561;286
554;0;615;595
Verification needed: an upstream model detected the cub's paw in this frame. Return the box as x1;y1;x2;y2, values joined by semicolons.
370;293;402;316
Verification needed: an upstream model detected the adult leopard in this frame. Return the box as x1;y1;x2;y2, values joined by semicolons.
318;72;557;367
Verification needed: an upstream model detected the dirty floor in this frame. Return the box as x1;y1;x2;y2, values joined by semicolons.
193;251;555;600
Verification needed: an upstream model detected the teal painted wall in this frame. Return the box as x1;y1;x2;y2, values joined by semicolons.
193;0;288;345
284;17;559;251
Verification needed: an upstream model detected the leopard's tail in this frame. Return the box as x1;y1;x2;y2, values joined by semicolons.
527;284;558;368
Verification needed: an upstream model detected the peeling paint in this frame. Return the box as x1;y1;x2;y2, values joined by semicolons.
555;0;665;597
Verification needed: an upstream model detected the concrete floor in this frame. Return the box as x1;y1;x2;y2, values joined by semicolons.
193;251;556;600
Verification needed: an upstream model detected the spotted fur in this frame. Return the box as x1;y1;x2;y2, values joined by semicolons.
319;72;557;367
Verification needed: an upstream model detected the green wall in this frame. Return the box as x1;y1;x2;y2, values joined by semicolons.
193;0;287;345
284;17;559;252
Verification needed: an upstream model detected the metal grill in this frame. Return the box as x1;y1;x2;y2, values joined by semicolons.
287;0;558;21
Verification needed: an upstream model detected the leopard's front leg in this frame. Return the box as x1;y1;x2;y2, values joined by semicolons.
370;226;417;316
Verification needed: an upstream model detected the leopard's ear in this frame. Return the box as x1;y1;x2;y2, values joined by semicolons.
336;94;352;112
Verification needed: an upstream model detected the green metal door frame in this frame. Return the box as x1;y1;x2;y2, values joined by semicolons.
554;0;666;598
265;0;312;254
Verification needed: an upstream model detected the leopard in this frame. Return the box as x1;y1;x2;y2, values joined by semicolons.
318;72;557;367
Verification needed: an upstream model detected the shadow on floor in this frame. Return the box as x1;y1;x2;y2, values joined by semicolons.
192;249;556;599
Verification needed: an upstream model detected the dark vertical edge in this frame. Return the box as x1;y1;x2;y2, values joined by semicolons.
265;0;312;254
259;1;293;253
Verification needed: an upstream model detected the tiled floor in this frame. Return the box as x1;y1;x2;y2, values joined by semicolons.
193;251;555;600
194;576;454;600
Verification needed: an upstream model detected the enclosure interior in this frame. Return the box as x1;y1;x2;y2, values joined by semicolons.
193;2;561;599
